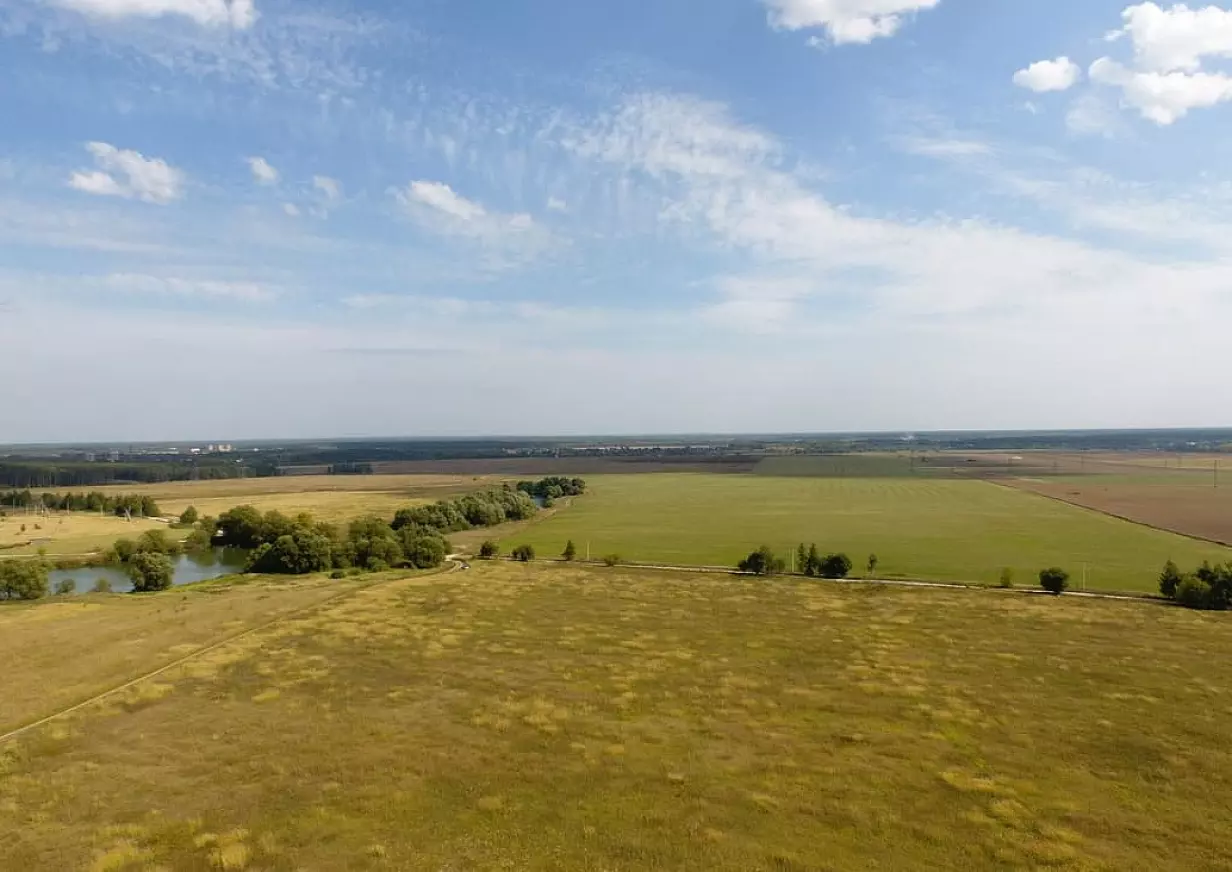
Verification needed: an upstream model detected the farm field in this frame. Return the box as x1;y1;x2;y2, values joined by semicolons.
504;474;1232;591
3;562;1232;869
52;474;497;525
1005;475;1232;546
0;513;177;557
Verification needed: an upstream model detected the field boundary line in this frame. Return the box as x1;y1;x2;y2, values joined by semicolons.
0;561;462;746
988;478;1232;549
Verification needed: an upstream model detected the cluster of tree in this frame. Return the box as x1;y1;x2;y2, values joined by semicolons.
0;461;265;489
1159;560;1232;611
211;506;449;575
793;544;856;579
108;529;183;564
516;477;587;500
391;487;539;535
0;560;49;601
328;463;375;475
0;489;161;517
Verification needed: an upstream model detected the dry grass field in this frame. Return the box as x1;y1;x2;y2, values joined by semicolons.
0;513;176;557
3;562;1232;869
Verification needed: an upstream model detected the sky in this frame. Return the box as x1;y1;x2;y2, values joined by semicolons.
2;0;1232;441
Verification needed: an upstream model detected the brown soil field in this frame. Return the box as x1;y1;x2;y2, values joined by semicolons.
371;456;758;475
1005;478;1232;547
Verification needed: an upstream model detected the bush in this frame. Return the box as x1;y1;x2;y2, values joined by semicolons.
1039;567;1070;596
738;546;786;577
54;578;75;596
1159;560;1184;599
127;552;174;593
562;540;577;561
998;568;1015;589
866;553;879;576
511;544;536;563
0;560;49;601
1176;576;1216;610
602;553;622;567
179;505;199;526
478;540;500;560
92;578;113;593
404;534;448;569
330;570;346;580
819;553;854;579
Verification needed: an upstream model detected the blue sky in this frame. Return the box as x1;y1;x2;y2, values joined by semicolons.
2;0;1231;440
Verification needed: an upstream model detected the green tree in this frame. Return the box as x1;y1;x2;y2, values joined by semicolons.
1039;567;1070;596
0;560;49;601
805;544;821;578
1159;560;1184;599
217;505;266;549
478;540;500;560
405;535;448;569
563;540;578;561
998;567;1015;589
511;544;536;562
127;552;174;593
738;546;786;577
1176;576;1216;610
820;553;853;579
796;543;808;574
179;505;199;526
866;553;879;577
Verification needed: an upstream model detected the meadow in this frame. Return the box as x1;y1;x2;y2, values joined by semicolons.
0;513;175;557
3;562;1232;869
504;474;1232;591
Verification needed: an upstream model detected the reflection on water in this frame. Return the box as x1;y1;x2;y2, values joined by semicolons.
48;548;249;594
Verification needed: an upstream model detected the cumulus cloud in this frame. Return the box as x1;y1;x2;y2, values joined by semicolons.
247;156;278;185
50;0;256;28
68;142;184;204
762;0;941;45
1013;57;1082;92
1082;3;1232;123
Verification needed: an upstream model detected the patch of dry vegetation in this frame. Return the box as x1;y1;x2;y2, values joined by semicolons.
2;563;1232;869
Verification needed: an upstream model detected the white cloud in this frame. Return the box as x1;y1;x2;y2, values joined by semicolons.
762;0;941;45
547;196;568;212
313;175;342;201
1091;56;1232;123
282;202;300;217
50;0;256;28
104;273;275;302
247;156;278;185
898;136;990;157
1082;3;1232;124
1115;1;1232;72
394;180;555;269
1013;57;1082;92
68;141;184;204
403;180;486;221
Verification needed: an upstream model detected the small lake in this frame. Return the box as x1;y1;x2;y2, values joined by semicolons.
49;548;249;594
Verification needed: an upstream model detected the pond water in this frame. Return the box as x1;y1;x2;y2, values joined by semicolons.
49;548;249;594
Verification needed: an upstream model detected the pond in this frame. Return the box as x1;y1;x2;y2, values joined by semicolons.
49;548;249;594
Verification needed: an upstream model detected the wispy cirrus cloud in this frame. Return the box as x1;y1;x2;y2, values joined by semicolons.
49;0;257;29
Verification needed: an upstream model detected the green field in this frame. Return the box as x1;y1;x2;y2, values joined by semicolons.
505;475;1232;591
4;562;1232;869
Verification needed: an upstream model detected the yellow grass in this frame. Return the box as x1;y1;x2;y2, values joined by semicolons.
3;562;1232;869
0;513;175;557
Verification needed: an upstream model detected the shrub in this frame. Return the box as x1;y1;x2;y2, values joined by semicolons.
1159;560;1184;599
998;568;1015;589
179;506;199;526
1176;576;1216;610
562;540;577;561
738;546;786;577
820;553;854;579
511;544;536;563
1039;567;1070;596
54;578;75;596
0;560;49;601
329;570;346;580
602;553;622;567
478;540;500;560
127;552;174;593
91;578;113;594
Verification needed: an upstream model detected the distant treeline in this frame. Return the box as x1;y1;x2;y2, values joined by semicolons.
1;489;161;517
0;460;274;489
